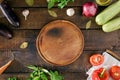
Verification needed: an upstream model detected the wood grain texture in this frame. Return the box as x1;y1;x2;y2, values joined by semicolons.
7;0;94;7
0;7;102;29
0;50;119;73
0;30;119;50
0;0;119;79
0;72;87;80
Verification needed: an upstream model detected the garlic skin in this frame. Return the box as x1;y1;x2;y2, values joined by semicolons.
22;9;30;20
47;0;49;2
66;8;75;16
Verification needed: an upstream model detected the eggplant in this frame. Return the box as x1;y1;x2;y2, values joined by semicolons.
0;23;13;39
0;0;20;27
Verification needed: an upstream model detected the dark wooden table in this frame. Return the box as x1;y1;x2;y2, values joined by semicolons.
0;0;120;80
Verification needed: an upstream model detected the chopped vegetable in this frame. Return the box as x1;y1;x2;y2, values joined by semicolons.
109;66;120;80
66;8;75;16
102;17;120;32
22;9;30;20
20;42;28;49
95;0;112;6
86;20;92;29
92;68;109;80
95;0;120;25
0;60;13;75
82;2;97;17
27;65;64;80
48;10;57;17
25;0;34;6
48;0;74;9
90;54;104;66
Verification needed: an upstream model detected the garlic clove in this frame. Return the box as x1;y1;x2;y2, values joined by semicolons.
22;9;30;20
66;8;75;16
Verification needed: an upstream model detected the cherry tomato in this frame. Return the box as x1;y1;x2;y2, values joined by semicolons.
90;54;104;66
92;68;109;80
109;66;120;80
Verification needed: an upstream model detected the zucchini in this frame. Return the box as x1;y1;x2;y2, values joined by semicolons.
102;17;120;32
95;0;120;25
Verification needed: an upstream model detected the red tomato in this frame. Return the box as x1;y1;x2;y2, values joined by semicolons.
90;54;104;66
92;68;109;80
109;66;120;80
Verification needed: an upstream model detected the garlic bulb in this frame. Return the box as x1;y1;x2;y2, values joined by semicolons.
66;8;75;16
22;9;30;20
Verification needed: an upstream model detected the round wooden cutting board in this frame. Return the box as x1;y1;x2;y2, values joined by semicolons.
36;20;84;66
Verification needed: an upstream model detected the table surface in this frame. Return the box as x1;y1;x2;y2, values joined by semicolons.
0;0;120;80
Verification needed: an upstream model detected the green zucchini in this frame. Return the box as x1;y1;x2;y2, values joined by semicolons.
95;0;120;25
102;17;120;32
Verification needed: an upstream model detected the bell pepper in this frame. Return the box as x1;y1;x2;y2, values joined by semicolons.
92;68;109;80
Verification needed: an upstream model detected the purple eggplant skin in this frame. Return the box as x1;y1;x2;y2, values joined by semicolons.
0;1;20;27
0;23;13;39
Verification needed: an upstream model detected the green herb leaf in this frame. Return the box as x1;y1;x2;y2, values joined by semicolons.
7;77;17;80
41;73;48;80
86;20;92;29
48;10;57;17
33;76;40;80
27;65;64;80
48;0;55;9
27;65;39;71
49;71;63;80
25;0;34;6
48;0;74;9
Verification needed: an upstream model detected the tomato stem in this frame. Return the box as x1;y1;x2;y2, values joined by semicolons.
99;68;105;78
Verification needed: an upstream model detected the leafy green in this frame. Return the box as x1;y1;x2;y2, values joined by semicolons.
27;65;63;80
49;71;63;80
7;65;63;80
7;77;17;80
25;0;34;6
48;0;75;9
48;10;57;17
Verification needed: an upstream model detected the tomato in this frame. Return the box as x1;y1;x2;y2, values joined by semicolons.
90;54;104;66
109;66;120;80
92;68;109;80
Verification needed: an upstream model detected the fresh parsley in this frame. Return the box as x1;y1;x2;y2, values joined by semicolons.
48;0;75;9
7;77;17;80
27;65;64;80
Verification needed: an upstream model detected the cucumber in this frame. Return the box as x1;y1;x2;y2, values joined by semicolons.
95;0;120;25
102;17;120;32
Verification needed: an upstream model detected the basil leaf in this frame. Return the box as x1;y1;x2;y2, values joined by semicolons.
48;0;55;9
86;20;92;29
25;0;34;6
40;73;48;80
49;71;63;80
48;10;57;17
27;65;39;71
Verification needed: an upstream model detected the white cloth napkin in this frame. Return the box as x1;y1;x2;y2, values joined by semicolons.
86;52;120;80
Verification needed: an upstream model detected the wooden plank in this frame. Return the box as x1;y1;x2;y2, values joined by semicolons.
0;72;87;80
7;0;94;7
0;7;106;29
0;50;120;73
0;50;94;73
7;0;117;7
0;30;119;50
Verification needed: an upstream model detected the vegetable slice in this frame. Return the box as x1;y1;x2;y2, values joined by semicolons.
109;66;120;80
96;0;112;6
90;54;104;66
0;60;13;75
